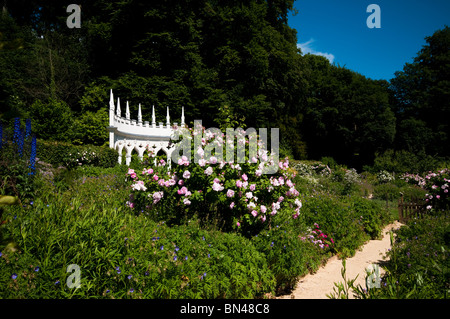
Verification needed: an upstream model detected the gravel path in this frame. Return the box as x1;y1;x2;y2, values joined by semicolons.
278;221;404;299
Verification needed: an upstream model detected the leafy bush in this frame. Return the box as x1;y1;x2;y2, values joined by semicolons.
252;220;325;293
71;109;109;146
350;197;391;239
328;167;361;196
373;183;401;202
37;139;118;169
372;149;442;175
29;98;74;142
0;199;276;298
301;194;366;257
300;193;391;257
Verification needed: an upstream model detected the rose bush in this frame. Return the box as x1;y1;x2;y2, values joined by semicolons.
401;169;450;212
126;124;303;237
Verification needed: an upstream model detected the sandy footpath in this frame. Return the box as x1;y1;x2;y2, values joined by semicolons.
278;221;404;299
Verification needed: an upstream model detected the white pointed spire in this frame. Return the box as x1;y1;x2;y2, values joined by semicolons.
126;101;130;120
152;105;156;126
138;103;142;124
181;106;185;126
166;106;170;126
116;97;121;117
109;89;114;110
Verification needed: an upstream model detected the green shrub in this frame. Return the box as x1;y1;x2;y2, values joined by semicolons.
71;109;109;146
252;220;323;293
301;194;368;257
350;197;391;239
29;98;74;142
373;183;401;202
37;139;117;169
372;149;442;175
0;173;276;299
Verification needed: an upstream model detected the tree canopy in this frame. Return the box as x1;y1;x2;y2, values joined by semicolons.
0;1;448;170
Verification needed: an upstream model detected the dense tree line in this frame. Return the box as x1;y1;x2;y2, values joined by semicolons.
0;0;448;171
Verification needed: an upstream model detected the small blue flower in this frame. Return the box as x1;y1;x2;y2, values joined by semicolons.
175;246;180;251
129;288;134;293
106;289;110;293
185;256;188;261
127;275;132;280
34;266;40;272
11;273;18;280
174;256;177;261
55;280;60;285
160;245;164;250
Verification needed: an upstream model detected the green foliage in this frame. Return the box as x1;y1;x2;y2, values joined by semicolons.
350;197;391;239
0;174;275;298
390;26;450;158
36;139;117;169
336;215;450;299
252;220;323;293
72;109;109;146
29;98;74;142
371;149;443;175
302;55;396;168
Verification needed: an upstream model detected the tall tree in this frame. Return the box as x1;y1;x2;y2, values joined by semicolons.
390;26;450;157
301;54;395;168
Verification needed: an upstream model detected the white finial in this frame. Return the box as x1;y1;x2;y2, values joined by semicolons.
152;105;156;126
181;106;185;126
116;97;121;117
166;106;170;126
138;103;142;124
126;101;130;120
109;89;114;110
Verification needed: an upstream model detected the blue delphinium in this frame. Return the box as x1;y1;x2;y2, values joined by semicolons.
13;118;20;144
18;129;24;157
29;136;37;175
25;119;31;140
12;118;24;157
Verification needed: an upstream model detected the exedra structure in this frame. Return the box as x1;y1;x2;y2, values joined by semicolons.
107;90;185;166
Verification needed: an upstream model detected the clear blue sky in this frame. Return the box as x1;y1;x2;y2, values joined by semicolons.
288;0;450;80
